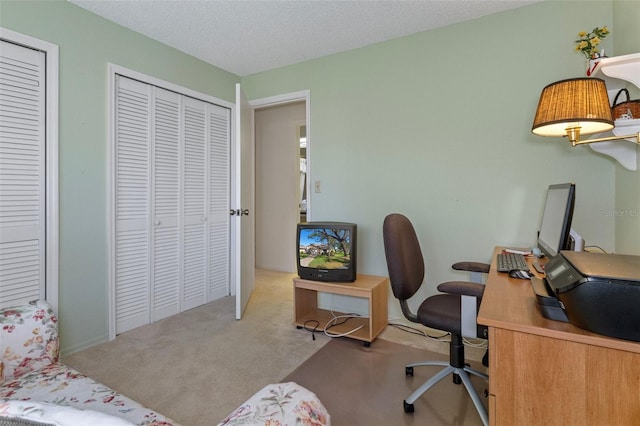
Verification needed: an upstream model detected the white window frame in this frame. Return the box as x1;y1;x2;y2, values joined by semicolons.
0;27;59;313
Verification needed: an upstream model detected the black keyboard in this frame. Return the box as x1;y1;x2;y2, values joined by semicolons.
496;253;530;272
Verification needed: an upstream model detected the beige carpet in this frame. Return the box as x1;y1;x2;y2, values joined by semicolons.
64;269;330;425
283;337;487;426
64;269;487;425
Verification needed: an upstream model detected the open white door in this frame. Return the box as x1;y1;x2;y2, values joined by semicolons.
233;84;255;319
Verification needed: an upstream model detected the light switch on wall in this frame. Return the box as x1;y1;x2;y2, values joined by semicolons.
314;180;321;193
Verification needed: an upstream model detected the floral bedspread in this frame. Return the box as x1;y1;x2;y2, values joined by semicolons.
217;382;330;426
1;399;136;425
2;301;329;426
1;300;176;426
0;363;175;426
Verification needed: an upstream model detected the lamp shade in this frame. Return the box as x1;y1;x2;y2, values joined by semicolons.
532;78;614;137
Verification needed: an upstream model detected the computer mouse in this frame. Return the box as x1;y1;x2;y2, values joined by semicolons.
509;269;533;280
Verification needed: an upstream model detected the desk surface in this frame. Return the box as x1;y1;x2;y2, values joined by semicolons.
477;246;640;354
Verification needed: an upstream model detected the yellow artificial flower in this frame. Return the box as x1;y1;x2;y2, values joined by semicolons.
574;26;610;61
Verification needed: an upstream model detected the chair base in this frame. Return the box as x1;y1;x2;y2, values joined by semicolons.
404;361;489;426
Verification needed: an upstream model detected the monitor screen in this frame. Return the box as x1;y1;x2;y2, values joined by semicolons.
537;183;576;258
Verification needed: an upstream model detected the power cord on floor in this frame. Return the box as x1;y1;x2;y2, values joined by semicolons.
387;321;488;350
323;314;365;338
463;337;488;349
301;311;367;341
303;320;321;341
387;322;450;340
388;323;451;341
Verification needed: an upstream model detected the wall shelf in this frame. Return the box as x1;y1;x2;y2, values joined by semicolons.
587;53;640;171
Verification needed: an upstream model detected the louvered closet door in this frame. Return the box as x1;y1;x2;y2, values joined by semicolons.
114;76;151;333
182;97;208;310
151;87;181;321
113;74;230;333
208;104;230;300
0;41;46;308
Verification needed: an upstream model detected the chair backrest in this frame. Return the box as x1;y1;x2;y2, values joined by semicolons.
383;213;425;303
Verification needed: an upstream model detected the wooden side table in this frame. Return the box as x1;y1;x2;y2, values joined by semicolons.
293;274;388;345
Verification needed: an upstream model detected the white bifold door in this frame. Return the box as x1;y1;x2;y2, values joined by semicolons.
0;40;46;308
113;75;229;334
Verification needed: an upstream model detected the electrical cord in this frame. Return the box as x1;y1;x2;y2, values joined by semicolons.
301;310;368;340
303;320;321;340
323;314;365;338
387;321;487;350
463;337;488;349
387;322;450;340
585;245;608;253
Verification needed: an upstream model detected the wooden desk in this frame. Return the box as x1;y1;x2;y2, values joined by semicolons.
478;247;640;426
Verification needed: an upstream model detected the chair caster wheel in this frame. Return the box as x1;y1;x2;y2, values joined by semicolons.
403;400;414;413
405;366;413;376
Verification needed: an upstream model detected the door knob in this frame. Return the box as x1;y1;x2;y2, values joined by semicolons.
242;209;249;216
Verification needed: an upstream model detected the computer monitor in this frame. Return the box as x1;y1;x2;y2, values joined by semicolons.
537;183;576;258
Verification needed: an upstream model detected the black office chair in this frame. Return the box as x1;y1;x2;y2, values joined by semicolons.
382;213;488;426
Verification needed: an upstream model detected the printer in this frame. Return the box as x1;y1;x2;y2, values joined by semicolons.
542;251;640;342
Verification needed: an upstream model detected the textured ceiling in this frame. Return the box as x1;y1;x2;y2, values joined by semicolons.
69;0;540;76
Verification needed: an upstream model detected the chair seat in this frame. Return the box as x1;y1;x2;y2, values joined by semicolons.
417;294;462;335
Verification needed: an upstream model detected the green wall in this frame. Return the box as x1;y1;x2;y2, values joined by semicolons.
0;0;239;354
1;0;637;353
612;0;640;255
242;1;631;318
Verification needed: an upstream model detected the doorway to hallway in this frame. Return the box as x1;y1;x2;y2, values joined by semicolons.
254;99;308;273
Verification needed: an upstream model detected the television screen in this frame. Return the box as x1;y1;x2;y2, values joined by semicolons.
297;222;357;282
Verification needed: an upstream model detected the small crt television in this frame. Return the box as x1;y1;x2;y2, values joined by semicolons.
296;222;357;282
